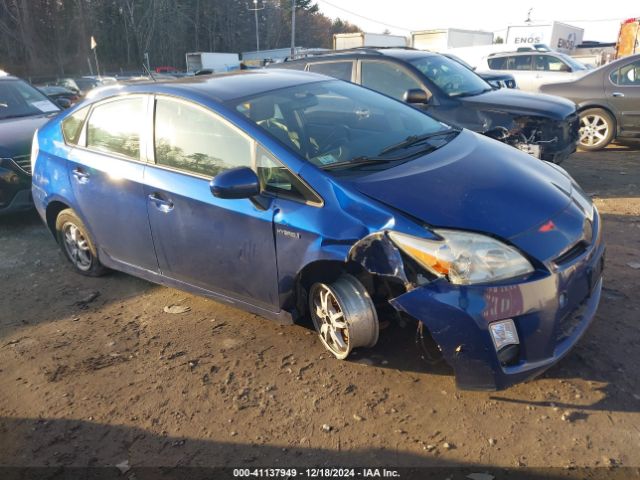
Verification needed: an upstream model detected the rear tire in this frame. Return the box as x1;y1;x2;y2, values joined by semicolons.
578;108;615;151
55;209;107;277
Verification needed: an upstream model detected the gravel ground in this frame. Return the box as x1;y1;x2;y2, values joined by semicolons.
0;145;639;476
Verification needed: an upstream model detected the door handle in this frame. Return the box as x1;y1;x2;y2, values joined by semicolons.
148;193;174;212
612;92;625;97
72;167;90;183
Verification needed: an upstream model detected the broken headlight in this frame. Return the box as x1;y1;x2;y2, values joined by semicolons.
388;230;534;285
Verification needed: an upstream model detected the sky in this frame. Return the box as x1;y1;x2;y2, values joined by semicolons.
314;0;638;42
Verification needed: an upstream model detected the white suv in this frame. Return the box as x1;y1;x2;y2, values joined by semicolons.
482;51;589;92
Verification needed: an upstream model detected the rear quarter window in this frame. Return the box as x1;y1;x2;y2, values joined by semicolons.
61;106;90;146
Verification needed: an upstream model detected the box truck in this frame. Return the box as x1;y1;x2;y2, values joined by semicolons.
411;29;493;50
185;52;240;73
333;33;407;50
505;22;583;53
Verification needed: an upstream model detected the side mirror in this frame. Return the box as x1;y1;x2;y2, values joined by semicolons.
55;97;72;109
210;167;260;199
403;89;430;104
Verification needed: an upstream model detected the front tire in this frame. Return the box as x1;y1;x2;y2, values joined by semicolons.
55;209;107;277
308;274;378;360
579;108;615;151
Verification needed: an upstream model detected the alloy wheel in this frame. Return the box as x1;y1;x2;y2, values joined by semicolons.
579;114;609;148
62;222;93;271
311;283;350;357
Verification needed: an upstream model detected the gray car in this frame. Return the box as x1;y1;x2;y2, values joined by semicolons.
540;54;640;151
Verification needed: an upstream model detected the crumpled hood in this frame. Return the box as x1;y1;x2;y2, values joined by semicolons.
0;114;52;158
351;130;574;240
459;88;576;121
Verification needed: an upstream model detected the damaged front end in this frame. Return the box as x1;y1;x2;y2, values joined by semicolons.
484;114;580;164
347;222;604;391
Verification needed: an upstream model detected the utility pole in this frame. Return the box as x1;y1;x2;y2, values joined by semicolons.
290;0;296;59
248;0;264;52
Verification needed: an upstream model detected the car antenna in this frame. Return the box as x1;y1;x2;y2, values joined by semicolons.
143;64;157;82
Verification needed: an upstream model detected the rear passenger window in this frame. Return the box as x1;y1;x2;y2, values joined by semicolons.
154;97;252;178
61;106;89;146
361;61;422;101
308;62;353;81
512;55;532;70
87;97;144;160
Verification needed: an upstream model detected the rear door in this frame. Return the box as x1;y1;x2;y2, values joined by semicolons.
605;59;640;134
144;95;280;309
67;94;158;271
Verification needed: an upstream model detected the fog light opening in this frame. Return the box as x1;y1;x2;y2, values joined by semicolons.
489;319;520;365
497;344;520;366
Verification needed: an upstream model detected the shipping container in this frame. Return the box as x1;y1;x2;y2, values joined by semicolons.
411;29;493;50
185;52;240;73
333;33;407;50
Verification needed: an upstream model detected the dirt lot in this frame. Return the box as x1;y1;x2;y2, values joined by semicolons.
1;145;639;476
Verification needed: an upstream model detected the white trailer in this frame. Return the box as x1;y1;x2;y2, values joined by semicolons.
505;22;583;53
333;33;407;50
411;29;493;50
185;52;240;73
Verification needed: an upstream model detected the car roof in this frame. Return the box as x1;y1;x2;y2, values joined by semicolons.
288;47;439;64
489;50;559;57
87;69;329;103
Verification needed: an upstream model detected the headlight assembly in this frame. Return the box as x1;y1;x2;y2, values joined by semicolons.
388;229;534;285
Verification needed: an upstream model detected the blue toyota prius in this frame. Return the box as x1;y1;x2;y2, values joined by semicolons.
31;70;604;390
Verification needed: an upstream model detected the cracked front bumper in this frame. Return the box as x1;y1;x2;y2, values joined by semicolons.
389;231;605;391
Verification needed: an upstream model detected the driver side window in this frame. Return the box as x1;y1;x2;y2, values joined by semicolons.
154;97;252;177
361;61;422;101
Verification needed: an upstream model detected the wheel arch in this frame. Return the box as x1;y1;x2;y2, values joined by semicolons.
45;200;71;239
576;103;618;133
292;259;375;322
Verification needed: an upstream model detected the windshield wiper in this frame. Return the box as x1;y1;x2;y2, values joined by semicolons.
379;128;459;156
450;88;491;98
320;156;401;171
0;112;38;120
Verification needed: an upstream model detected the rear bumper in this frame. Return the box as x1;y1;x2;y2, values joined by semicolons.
390;216;605;390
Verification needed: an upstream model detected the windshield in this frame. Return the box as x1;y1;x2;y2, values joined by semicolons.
232;80;454;173
75;78;99;90
410;55;492;97
444;53;474;71
0;79;60;120
556;53;588;71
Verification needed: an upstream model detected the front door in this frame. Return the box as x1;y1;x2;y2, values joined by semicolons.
144;96;279;309
68;95;158;271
